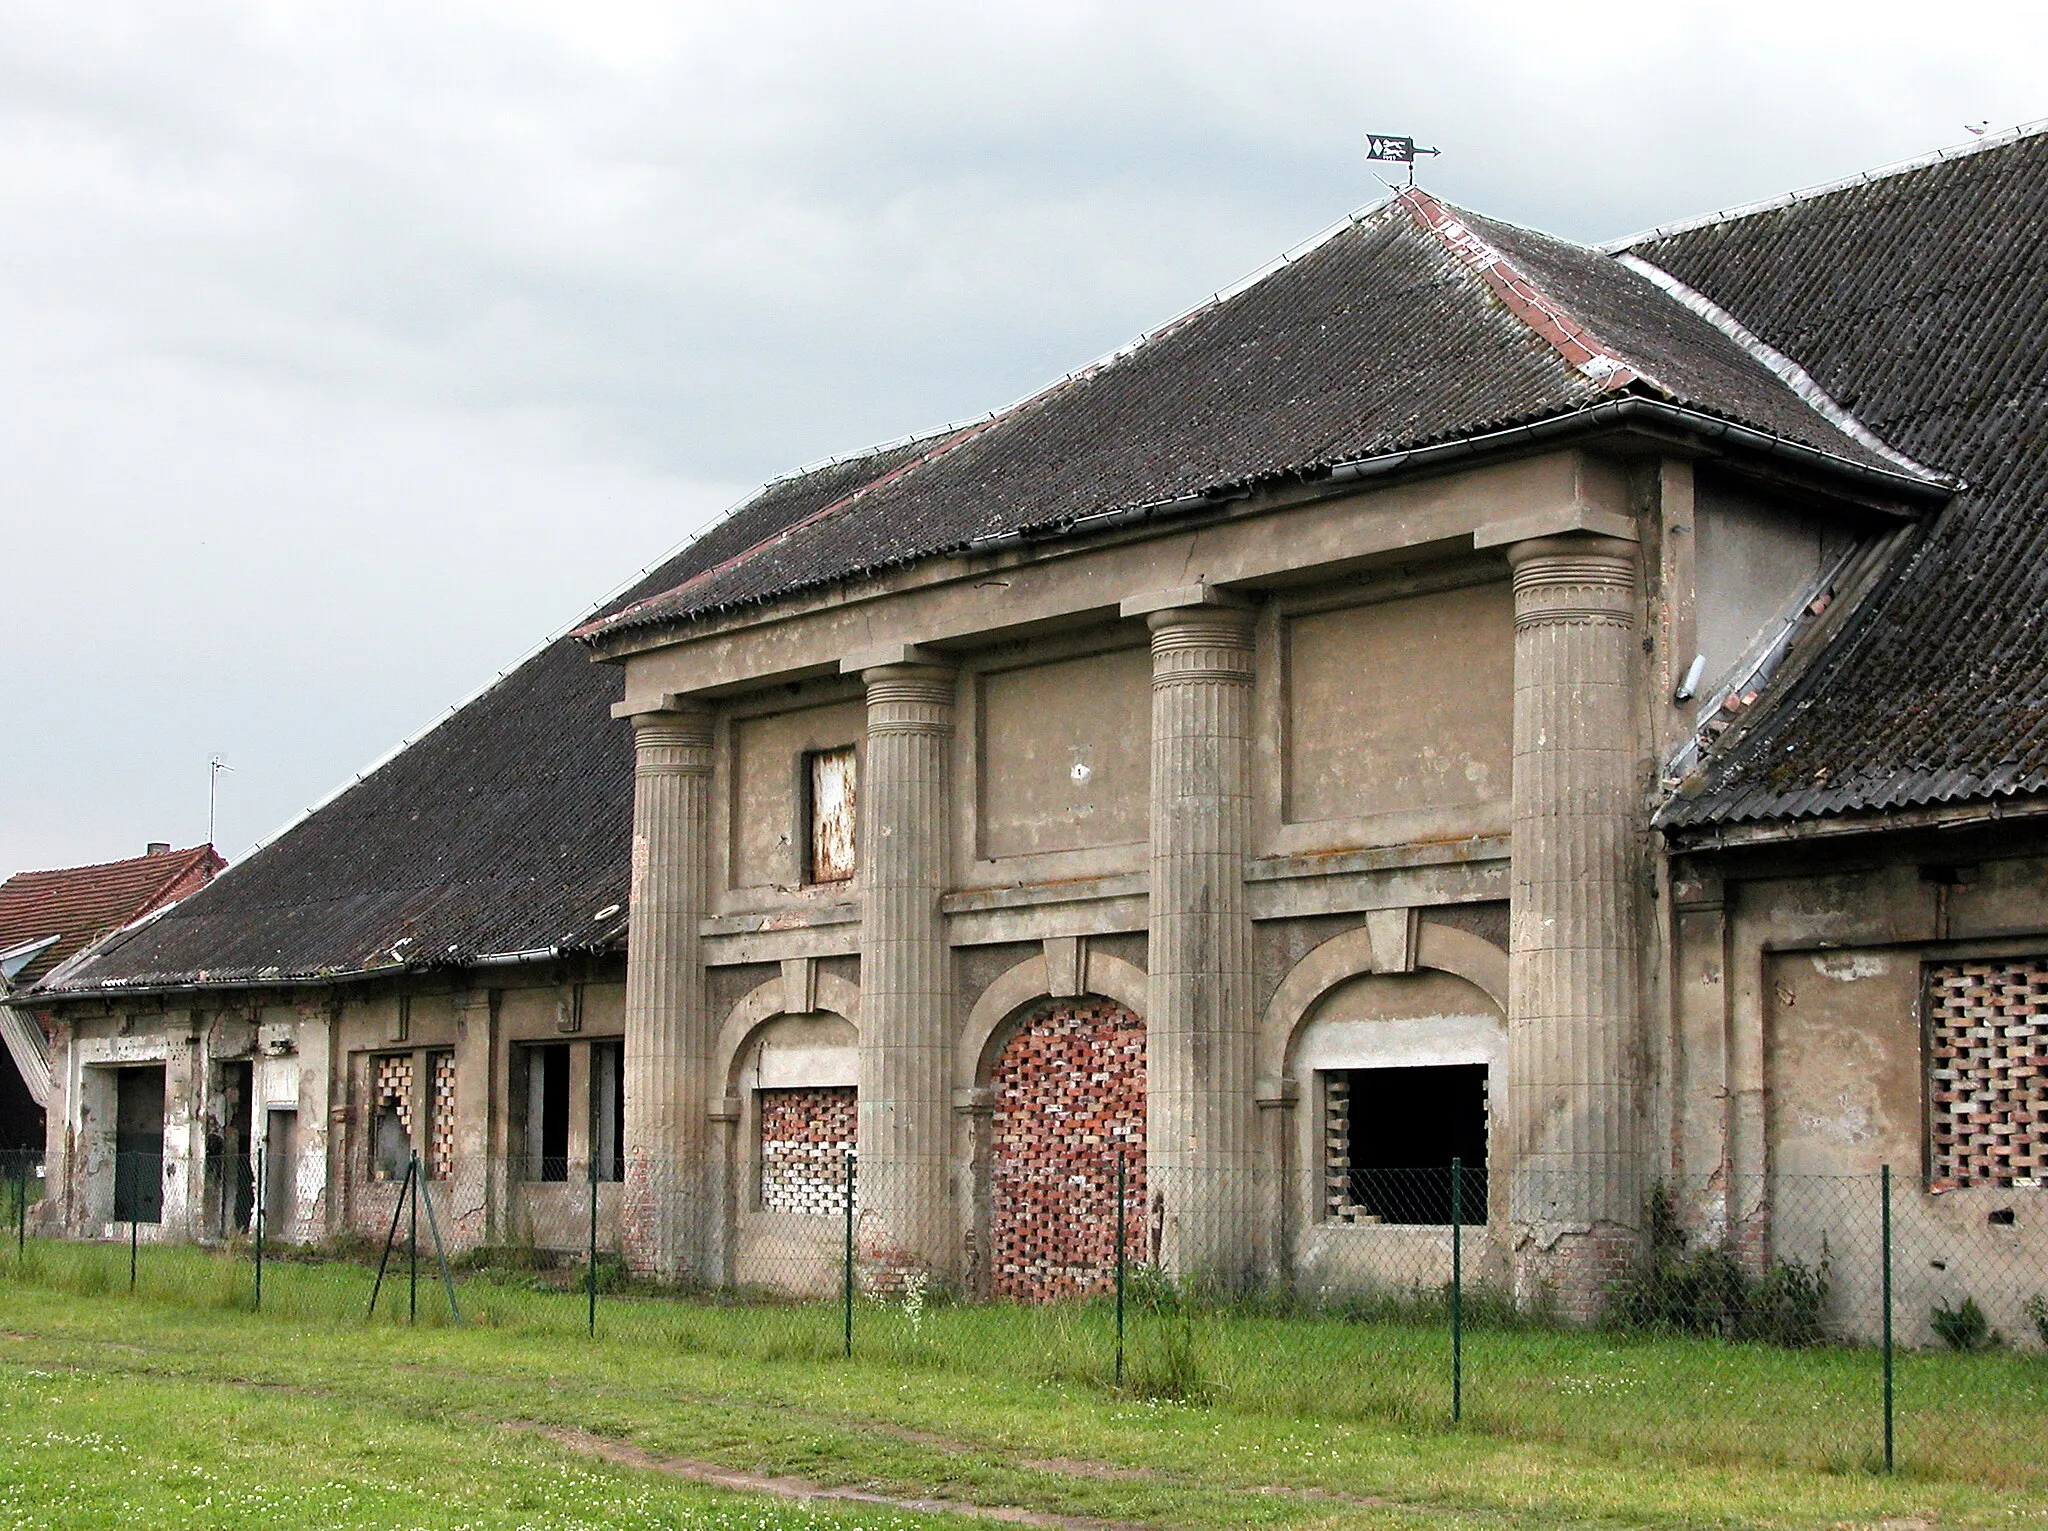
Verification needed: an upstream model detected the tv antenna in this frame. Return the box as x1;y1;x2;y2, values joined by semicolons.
208;755;234;848
1366;133;1441;187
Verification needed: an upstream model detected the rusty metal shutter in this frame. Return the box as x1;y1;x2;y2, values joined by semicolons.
808;746;857;882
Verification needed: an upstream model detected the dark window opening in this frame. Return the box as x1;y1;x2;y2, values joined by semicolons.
804;746;857;883
590;1040;624;1183
524;1043;571;1181
1325;1064;1487;1226
113;1065;165;1224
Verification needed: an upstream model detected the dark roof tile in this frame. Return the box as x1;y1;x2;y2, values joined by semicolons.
1632;128;2048;826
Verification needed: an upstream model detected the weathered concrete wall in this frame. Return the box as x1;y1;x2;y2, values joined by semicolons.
729;698;866;890
975;645;1150;860
1282;581;1512;828
1693;475;1855;697
1669;834;2048;1346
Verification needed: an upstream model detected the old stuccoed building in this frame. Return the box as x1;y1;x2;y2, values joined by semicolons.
25;131;2048;1332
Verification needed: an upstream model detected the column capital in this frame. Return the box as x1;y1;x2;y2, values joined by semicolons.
1145;602;1254;686
859;662;957;732
1506;532;1637;631
622;695;720;761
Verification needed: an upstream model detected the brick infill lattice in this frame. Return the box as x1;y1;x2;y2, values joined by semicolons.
427;1050;456;1181
759;1086;856;1215
1929;961;2048;1188
990;997;1146;1301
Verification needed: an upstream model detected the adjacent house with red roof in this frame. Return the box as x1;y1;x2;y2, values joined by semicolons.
0;844;223;1155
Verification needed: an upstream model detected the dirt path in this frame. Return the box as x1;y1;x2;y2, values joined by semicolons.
519;1422;1154;1530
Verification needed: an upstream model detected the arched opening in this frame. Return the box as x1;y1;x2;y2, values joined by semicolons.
1288;968;1506;1293
986;996;1145;1300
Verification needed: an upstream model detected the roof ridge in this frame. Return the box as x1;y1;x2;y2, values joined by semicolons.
1394;188;1662;395
582;422;998;633
1602;118;2048;252
1615;253;1949;485
2;844;214;886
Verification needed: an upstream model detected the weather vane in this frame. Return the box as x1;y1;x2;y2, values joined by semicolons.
1366;133;1440;187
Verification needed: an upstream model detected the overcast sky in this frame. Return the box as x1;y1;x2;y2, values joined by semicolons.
5;0;2047;873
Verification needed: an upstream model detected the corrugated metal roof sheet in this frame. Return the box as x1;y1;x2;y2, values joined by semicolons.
1634;128;2048;827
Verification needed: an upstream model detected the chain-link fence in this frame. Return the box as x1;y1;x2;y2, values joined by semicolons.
6;1148;2044;1487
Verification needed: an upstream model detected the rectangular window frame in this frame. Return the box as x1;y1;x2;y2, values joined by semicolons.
802;744;858;885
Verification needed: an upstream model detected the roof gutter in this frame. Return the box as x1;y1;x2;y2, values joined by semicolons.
28;942;604;1007
959;398;1951;559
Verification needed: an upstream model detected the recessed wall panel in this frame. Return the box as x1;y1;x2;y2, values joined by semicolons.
730;701;865;889
1284;582;1512;826
978;647;1150;860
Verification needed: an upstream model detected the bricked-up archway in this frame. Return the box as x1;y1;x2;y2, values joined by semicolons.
989;997;1145;1300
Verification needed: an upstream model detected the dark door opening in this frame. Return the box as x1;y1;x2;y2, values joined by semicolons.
1337;1063;1487;1225
114;1065;166;1224
213;1061;254;1235
265;1108;298;1235
524;1044;571;1181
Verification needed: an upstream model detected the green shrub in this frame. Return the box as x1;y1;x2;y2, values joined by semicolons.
1932;1296;2001;1352
2024;1294;2048;1348
1606;1185;1831;1345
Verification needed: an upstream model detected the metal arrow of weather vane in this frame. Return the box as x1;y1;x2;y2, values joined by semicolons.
1366;133;1440;187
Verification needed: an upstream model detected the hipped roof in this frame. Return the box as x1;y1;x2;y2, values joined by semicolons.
582;188;1918;642
41;169;1983;998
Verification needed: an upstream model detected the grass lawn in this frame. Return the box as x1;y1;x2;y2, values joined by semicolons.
2;1241;2046;1529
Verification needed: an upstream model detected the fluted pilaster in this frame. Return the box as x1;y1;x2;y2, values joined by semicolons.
1144;605;1260;1286
1506;534;1643;1304
621;702;714;1279
856;663;957;1279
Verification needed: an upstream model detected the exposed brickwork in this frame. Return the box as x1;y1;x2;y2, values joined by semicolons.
372;1053;413;1181
427;1050;456;1181
1929;961;2048;1188
990;998;1145;1300
759;1086;856;1215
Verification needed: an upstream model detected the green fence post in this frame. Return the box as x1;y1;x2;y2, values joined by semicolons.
16;1154;27;1259
129;1212;138;1291
408;1151;420;1326
253;1145;265;1313
417;1168;461;1326
1882;1163;1895;1474
367;1156;414;1321
1115;1149;1127;1391
1451;1156;1463;1425
587;1154;599;1340
842;1148;856;1360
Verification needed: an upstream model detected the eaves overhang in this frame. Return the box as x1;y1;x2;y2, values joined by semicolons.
28;939;625;1009
580;396;1954;664
1659;789;2048;853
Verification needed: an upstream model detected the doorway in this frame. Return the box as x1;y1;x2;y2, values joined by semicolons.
113;1065;165;1224
265;1108;298;1237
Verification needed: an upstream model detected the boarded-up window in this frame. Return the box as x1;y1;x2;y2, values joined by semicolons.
1928;961;2048;1188
807;746;857;882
